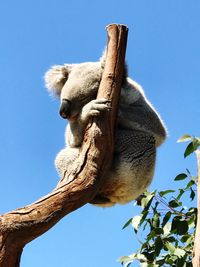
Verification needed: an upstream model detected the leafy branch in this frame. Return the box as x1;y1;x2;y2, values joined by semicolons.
119;135;200;267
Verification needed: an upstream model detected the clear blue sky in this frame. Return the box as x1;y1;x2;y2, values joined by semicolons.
0;1;199;266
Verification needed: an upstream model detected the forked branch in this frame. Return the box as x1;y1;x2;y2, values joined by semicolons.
0;24;128;267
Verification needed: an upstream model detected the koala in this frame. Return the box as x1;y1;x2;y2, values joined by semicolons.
44;52;166;207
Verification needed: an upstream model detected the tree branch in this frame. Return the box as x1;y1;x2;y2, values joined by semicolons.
0;24;128;267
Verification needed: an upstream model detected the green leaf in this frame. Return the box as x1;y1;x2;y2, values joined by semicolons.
173;248;186;258
176;189;185;201
122;218;133;229
191;138;200;156
140;210;148;226
168;199;182;208
153;228;164;235
174;173;187;181
118;255;130;263
118;255;135;265
171;218;188;235
184;142;195;158
166;236;176;243
142;251;154;262
165;242;176;254
132;215;142;233
118;253;147;264
155;236;163;256
185;179;195;190
163;222;172;236
159;189;175;197
152;213;160;228
152;201;159;213
135;253;147;262
141;191;155;209
193;137;200;147
177;134;192;143
164;255;174;265
190;187;195;201
162;211;172;228
141;263;157;267
187;214;196;229
180;234;193;243
156;257;165;266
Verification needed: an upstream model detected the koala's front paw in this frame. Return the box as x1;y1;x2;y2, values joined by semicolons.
80;98;110;123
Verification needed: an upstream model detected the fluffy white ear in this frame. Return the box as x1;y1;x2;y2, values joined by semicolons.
44;64;72;96
99;48;107;68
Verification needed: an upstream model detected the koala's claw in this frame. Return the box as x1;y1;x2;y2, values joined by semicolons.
80;98;110;122
93;98;111;106
92;98;111;110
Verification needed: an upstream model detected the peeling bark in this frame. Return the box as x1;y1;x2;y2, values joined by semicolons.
0;24;128;267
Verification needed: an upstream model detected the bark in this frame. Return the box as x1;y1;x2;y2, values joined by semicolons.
0;24;128;267
193;150;200;267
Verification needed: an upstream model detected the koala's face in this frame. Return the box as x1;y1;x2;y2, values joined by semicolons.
59;62;103;121
45;61;103;121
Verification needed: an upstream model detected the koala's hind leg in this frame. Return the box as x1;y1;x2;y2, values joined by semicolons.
55;147;80;179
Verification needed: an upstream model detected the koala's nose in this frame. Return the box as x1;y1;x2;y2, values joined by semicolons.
59;99;72;119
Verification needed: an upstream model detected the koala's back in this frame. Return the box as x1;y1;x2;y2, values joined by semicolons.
118;78;166;147
90;129;156;207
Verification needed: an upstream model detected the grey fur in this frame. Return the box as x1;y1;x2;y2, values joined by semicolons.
44;55;166;207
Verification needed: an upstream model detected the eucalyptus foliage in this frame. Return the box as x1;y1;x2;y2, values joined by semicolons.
119;135;200;267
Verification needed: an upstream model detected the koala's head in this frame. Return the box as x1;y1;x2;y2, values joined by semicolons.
45;61;104;121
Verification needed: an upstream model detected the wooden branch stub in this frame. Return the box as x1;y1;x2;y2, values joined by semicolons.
0;24;128;267
97;24;128;149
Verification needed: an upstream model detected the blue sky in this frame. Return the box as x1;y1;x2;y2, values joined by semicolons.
0;1;199;266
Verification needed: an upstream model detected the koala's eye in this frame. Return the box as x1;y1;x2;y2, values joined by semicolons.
79;95;91;102
79;92;97;103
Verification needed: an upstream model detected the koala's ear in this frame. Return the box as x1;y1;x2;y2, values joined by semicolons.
44;64;72;96
99;48;107;69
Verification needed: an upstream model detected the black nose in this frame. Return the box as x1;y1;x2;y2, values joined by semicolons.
59;99;72;119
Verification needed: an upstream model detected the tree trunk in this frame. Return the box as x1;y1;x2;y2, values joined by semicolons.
193;150;200;267
0;24;128;267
